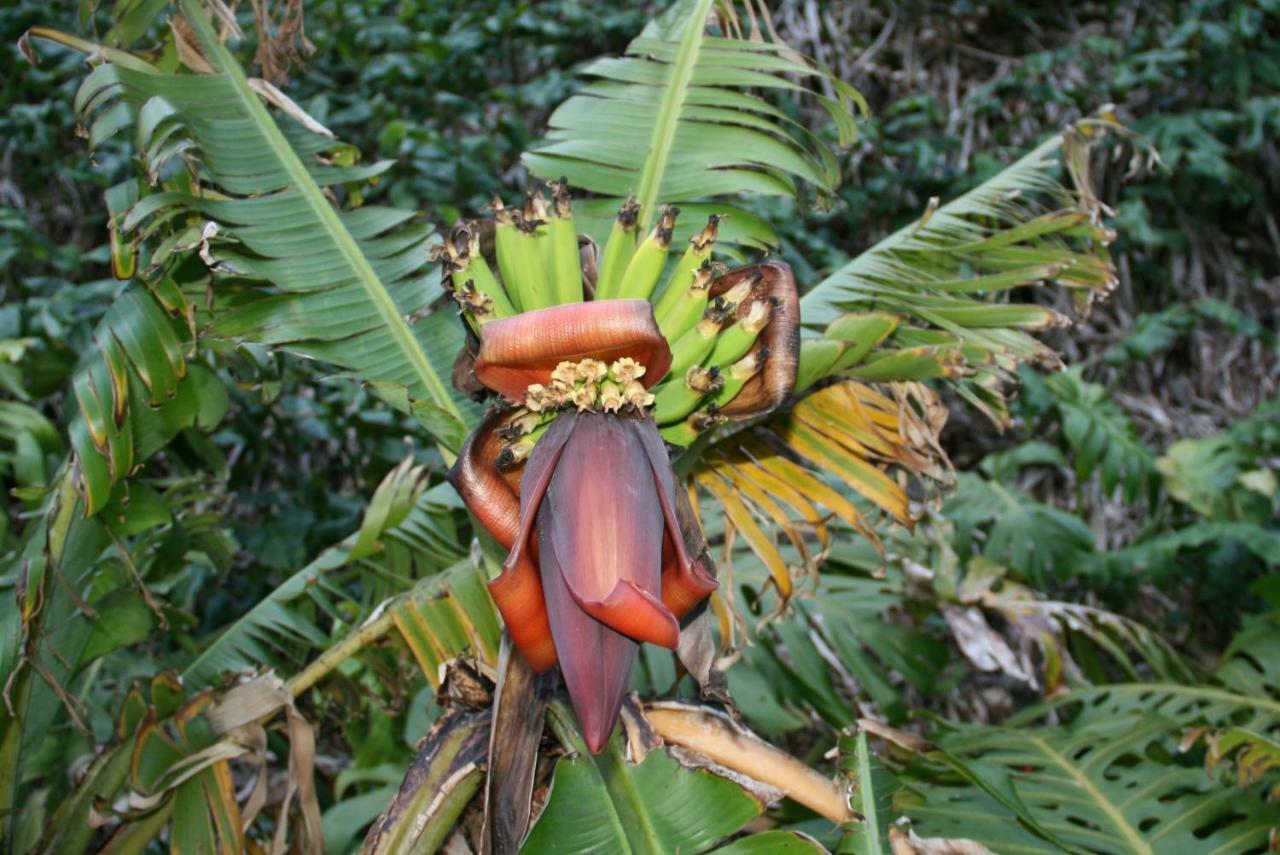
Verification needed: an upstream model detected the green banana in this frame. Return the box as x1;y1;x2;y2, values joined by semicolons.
492;200;526;312
653;366;723;424
497;408;553;441
431;226;512;329
455;228;517;319
659;409;724;447
547;179;584;304
595;196;640;300
497;420;550;469
492;197;552;312
709;349;767;410
656;260;724;342
614;205;678;301
449;280;493;331
667;300;732;382
520;190;556;310
652;214;720;320
709;298;772;367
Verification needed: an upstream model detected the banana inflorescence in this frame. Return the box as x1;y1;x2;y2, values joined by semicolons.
436;187;794;455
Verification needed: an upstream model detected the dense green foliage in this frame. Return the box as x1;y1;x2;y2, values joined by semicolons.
1;0;1276;852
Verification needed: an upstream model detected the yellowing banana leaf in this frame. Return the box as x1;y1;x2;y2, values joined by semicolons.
392;559;503;689
688;380;947;620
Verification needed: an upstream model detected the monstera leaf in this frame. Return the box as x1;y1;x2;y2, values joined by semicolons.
895;617;1280;853
904;713;1280;854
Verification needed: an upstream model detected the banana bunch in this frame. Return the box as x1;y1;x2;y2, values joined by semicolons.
439;183;795;451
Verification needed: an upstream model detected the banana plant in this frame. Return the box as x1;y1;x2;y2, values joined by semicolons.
3;0;1160;851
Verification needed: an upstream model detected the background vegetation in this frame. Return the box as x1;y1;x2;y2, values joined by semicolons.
1;0;1276;852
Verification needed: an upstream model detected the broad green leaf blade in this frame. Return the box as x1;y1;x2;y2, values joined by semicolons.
799;121;1129;423
800;125;1117;325
713;832;826;853
525;703;764;854
837;731;890;855
62;7;471;456
183;483;466;689
524;0;861;236
174;0;461;425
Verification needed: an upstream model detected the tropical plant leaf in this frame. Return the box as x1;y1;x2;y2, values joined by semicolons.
1029;614;1280;735
1210;729;1280;791
687;379;947;627
40;672;322;855
713;831;827;853
390;555;502;689
903;712;1280;854
799;120;1134;424
715;518;1197;736
1038;366;1158;503
933;554;1195;691
63;278;227;514
184;481;466;689
525;700;797;854
896;618;1280;853
945;473;1095;587
45;1;473;457
523;0;863;243
838;730;894;855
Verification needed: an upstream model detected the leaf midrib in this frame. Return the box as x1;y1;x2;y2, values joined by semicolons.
1023;732;1152;855
179;0;462;436
633;0;715;232
855;732;882;853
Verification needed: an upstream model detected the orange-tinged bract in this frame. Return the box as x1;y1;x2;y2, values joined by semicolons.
473;300;673;402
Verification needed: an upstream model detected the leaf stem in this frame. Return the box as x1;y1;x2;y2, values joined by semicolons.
633;0;714;232
644;702;852;823
287;602;398;697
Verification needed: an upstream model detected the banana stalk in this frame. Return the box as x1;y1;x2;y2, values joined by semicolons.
595;196;640;300
613;205;678;301
708;298;772;368
652;215;720;320
653;366;723;424
547;179;583;304
656;260;723;343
